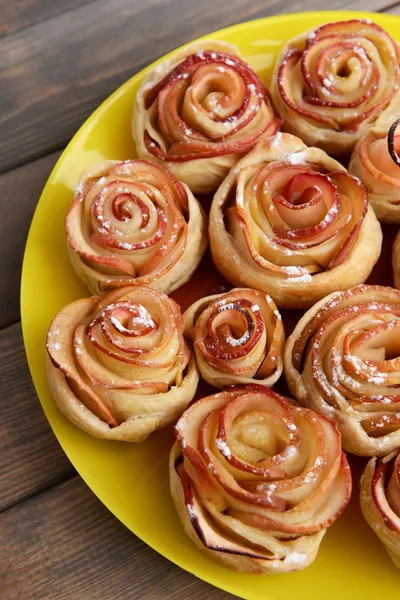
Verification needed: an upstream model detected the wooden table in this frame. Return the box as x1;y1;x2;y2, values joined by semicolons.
1;1;399;598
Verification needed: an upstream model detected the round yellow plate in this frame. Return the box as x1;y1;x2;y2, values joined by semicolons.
21;11;400;599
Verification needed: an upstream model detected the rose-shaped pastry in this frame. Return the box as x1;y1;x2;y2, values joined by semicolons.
66;159;207;295
170;385;351;573
350;116;400;223
183;288;284;388
209;133;382;309
360;450;400;568
271;19;400;156
394;230;400;289
134;41;280;194
284;284;400;456
46;286;198;442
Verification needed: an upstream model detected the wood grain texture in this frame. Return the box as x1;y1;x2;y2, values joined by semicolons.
0;476;237;600
0;322;75;512
0;0;395;175
0;151;60;328
0;0;95;38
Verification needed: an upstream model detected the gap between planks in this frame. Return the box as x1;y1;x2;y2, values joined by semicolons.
0;0;97;39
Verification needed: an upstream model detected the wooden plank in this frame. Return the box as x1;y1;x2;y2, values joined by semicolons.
0;322;75;512
0;151;60;328
0;476;236;600
0;0;395;175
0;0;95;38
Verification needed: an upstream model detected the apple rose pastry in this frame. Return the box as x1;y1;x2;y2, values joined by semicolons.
46;286;198;442
170;385;351;573
209;133;382;309
360;450;400;568
284;284;400;456
134;41;280;194
271;19;400;156
394;230;400;289
183;288;284;388
65;159;207;295
350;117;400;223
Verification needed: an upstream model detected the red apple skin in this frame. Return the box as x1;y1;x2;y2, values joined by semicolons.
371;458;400;532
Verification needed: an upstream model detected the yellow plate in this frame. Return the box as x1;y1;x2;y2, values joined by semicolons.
21;11;400;599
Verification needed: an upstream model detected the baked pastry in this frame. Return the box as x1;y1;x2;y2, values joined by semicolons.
46;286;198;441
183;288;284;388
134;41;280;194
394;230;400;289
65;159;207;295
284;284;400;456
350;116;400;223
360;450;400;568
209;133;382;309
271;19;400;156
170;385;351;573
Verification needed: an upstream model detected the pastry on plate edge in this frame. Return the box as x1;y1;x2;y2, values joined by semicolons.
170;385;351;573
46;286;198;442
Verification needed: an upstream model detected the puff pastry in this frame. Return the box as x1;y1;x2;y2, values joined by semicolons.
350;115;400;223
183;288;284;388
46;286;198;442
134;41;280;194
284;284;400;456
66;159;207;295
209;133;382;309
394;230;400;289
170;385;351;573
271;19;400;156
360;450;400;568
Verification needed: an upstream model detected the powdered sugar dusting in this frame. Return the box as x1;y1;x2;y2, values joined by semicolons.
285;552;307;565
186;504;197;521
75;180;84;194
109;304;155;332
216;438;232;458
287;273;313;283
284;151;308;165
285;445;296;458
270;132;282;148
47;341;61;352
225;330;251;347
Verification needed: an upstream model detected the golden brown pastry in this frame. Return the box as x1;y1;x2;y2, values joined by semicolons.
65;159;207;295
360;450;400;568
350;116;400;223
46;286;198;442
271;19;400;156
394;230;400;289
284;284;400;456
170;385;351;573
183;288;284;388
209;133;382;309
134;41;280;194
